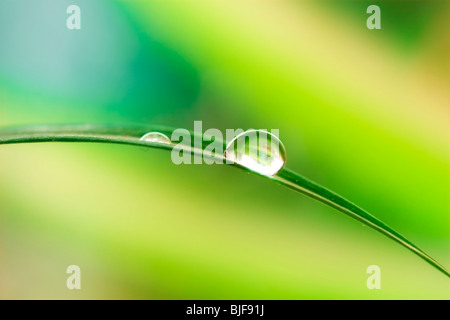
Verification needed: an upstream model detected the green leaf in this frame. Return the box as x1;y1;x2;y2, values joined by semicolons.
0;123;448;277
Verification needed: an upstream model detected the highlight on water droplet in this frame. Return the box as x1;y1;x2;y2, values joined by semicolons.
139;132;172;145
224;129;286;176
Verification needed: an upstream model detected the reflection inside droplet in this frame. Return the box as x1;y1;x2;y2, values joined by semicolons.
140;132;172;145
224;129;286;176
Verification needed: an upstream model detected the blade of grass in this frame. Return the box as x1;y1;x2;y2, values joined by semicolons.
270;169;449;277
0;123;448;277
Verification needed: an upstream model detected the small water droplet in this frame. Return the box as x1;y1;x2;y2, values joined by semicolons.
140;132;172;145
224;129;286;176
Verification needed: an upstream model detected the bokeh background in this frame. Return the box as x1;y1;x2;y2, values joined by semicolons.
0;0;449;299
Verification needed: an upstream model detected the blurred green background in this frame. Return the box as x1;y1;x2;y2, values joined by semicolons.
0;0;449;299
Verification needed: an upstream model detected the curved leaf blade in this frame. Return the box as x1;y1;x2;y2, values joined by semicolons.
0;123;448;277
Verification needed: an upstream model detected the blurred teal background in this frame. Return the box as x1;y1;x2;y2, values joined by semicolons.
0;0;449;299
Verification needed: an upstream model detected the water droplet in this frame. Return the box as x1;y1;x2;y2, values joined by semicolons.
224;129;286;176
140;132;172;145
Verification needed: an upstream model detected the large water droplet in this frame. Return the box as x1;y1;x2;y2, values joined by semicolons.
140;132;172;145
224;129;286;176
